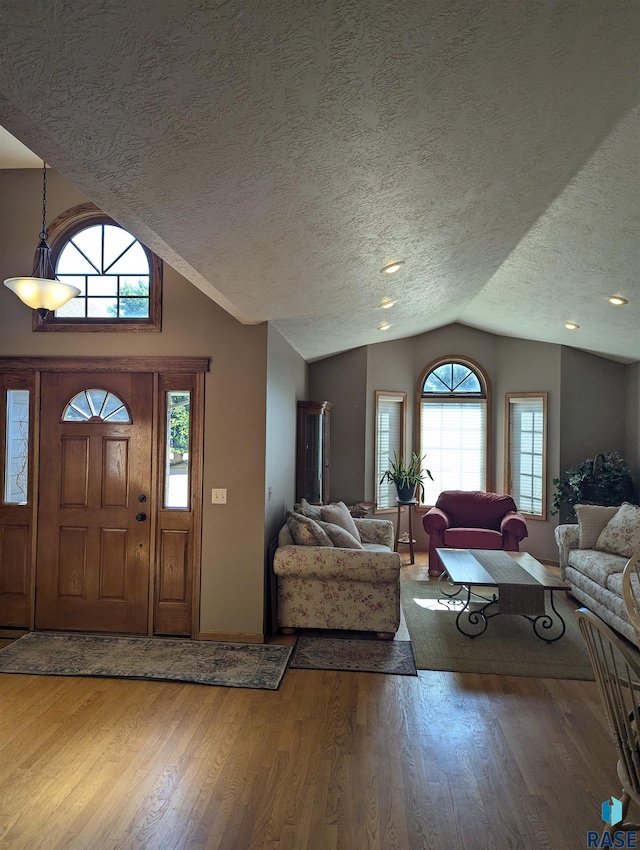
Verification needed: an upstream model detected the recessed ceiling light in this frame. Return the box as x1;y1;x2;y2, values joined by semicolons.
564;322;580;330
377;321;392;331
380;261;404;274
378;297;396;309
608;296;628;306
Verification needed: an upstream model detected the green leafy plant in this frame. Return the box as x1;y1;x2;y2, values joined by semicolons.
551;451;636;518
168;394;190;457
380;451;433;502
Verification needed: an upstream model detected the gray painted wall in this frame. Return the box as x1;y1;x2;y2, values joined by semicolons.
310;322;633;563
265;325;307;545
626;363;640;493
559;347;628;472
495;336;561;560
308;347;368;505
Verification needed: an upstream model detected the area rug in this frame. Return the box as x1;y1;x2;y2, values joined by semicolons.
401;580;595;680
0;632;292;690
289;636;417;676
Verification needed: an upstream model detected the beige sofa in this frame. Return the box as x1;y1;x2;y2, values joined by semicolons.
555;502;640;647
273;505;401;638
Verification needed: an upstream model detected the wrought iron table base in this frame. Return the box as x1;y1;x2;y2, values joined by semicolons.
437;572;567;643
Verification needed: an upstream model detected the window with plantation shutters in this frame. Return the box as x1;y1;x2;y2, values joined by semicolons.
506;393;547;518
375;392;406;510
418;359;488;506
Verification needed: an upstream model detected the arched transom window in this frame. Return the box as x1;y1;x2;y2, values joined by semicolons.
62;389;131;423
56;224;150;319
418;358;488;504
35;203;162;332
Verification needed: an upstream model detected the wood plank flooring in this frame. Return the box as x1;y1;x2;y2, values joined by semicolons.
0;554;624;849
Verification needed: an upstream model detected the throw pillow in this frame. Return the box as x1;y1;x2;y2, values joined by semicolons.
317;520;364;549
286;511;334;547
320;501;362;542
595;502;640;558
575;504;620;549
293;498;323;520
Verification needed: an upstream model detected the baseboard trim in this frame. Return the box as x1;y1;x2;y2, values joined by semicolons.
198;631;264;644
539;558;560;568
0;628;28;639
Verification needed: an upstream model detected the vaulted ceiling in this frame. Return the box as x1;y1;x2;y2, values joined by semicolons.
0;1;638;362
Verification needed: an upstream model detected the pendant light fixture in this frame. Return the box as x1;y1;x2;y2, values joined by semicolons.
3;162;80;319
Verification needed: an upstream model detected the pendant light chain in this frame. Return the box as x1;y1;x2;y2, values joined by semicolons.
3;160;80;317
39;162;48;241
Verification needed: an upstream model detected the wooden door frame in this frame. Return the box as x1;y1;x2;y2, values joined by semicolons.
0;356;209;638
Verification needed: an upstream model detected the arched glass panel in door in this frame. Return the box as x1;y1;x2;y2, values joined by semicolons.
62;389;131;423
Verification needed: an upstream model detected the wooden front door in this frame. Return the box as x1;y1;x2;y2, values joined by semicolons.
35;372;153;633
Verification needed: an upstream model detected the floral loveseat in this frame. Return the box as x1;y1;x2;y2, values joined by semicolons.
273;500;401;638
555;502;640;647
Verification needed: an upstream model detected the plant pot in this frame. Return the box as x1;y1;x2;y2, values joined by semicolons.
396;484;417;502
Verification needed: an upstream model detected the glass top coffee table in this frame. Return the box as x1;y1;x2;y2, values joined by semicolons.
435;548;571;642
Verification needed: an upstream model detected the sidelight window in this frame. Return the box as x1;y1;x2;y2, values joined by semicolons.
164;391;191;509
4;390;30;505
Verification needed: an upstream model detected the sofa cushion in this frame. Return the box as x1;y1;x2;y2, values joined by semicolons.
575;504;619;549
595;502;640;558
278;524;294;547
443;528;503;549
567;548;627;588
317;520;364;549
320;501;362;542
362;543;392;553
293;498;323;520
565;566;638;646
435;490;517;530
286;512;334;547
606;567;640;603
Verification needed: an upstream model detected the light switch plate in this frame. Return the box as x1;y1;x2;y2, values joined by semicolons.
211;488;227;504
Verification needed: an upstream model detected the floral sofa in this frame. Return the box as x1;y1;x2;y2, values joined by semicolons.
555;502;640;647
273;500;402;638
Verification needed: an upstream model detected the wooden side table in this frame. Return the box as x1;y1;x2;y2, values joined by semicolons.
394;498;417;565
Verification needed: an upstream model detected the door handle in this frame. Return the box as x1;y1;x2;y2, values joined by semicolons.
136;512;147;522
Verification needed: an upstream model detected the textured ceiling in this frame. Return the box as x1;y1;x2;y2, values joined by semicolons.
0;0;638;362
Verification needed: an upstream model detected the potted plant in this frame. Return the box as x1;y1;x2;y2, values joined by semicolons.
551;451;637;519
380;451;433;502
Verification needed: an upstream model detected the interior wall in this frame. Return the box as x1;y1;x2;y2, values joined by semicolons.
494;336;562;561
0;169;269;637
626;362;640;493
559;346;628;472
364;337;415;504
265;325;307;544
319;323;631;563
308;346;368;505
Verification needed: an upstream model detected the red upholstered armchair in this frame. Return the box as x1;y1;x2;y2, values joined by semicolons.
423;490;529;576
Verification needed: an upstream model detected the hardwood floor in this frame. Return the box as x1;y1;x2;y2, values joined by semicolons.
0;554;623;849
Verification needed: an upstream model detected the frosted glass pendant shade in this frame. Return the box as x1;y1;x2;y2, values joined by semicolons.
4;277;81;311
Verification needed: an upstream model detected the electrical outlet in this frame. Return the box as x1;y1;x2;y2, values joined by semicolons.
211;488;227;504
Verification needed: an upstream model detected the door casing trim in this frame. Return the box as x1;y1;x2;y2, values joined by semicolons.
0;356;209;638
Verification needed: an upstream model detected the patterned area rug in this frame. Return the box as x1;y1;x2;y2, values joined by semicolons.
0;632;292;690
401;579;595;680
289;636;417;675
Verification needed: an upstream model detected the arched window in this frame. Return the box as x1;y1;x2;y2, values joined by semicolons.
418;358;489;505
62;389;131;423
34;203;162;332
